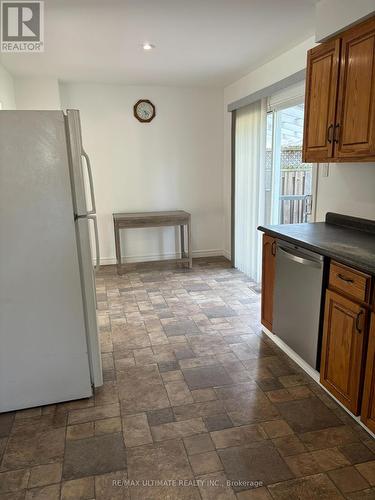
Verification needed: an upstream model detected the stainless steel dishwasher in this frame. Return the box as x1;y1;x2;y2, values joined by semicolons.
273;240;324;369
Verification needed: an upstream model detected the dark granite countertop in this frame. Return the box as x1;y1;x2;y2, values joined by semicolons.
258;213;375;275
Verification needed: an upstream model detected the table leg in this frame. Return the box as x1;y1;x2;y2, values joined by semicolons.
114;224;122;275
180;225;185;259
187;219;192;269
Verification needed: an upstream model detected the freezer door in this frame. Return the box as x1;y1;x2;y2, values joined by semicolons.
0;111;93;412
76;217;103;387
65;109;97;217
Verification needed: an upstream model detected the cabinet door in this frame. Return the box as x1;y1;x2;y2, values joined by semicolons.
335;17;375;159
261;234;276;331
361;313;375;432
302;39;340;162
320;290;366;414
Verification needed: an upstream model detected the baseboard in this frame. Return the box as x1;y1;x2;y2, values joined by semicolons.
222;249;231;261
262;326;375;439
97;249;226;266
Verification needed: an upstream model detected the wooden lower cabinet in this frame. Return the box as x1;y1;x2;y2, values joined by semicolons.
261;234;276;331
320;290;367;414
361;314;375;432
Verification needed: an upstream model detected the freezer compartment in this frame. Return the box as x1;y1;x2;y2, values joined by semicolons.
273;240;324;369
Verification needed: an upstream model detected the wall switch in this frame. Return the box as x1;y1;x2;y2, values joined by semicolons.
320;163;330;177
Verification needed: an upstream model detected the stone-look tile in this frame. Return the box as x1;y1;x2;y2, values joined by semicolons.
299;425;359;451
95;416;122;435
191;388;217;402
0;438;7;461
197;471;237;500
260;419;293;438
63;433;126;480
267;473;343;499
28;463;62;488
339;442;375;464
151;417;206;441
2;427;65;469
127;439;198;498
165;380;193;406
189;451;223;475
146;407;175;426
174;347;195;360
236;487;272;499
272;434;307;457
278;374;307;387
117;365;170;414
0;469;29;494
95;470;129;499
210;424;267;449
204;414;233;432
183;434;215;455
328;465;369;493
4;260;374;499
25;484;60;499
223;394;279;426
345;488;375;500
218;441;294;490
284;448;349;477
61;477;95;499
122;413;152;447
173;401;226;421
256;378;283;392
182;365;233;390
161;370;184;382
214;382;258;400
68;402;120;425
275;397;342;433
356;461;375;485
66;422;94;441
0;413;14;438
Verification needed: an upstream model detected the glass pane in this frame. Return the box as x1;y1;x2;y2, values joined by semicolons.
278;104;313;224
264;111;273;226
264;102;313;226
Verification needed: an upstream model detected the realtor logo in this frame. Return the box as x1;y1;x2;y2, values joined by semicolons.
1;1;44;52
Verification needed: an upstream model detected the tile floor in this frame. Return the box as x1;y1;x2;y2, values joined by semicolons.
1;257;375;499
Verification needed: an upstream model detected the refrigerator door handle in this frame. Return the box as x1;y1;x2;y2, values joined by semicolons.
81;150;96;215
87;215;100;273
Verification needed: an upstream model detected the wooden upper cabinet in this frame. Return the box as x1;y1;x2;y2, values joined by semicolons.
320;290;367;415
302;39;340;162
361;313;375;432
335;17;375;159
261;234;276;331
303;15;375;162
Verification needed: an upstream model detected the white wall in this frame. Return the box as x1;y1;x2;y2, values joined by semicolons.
60;83;224;264
14;78;61;110
316;0;375;41
0;62;16;109
315;164;375;222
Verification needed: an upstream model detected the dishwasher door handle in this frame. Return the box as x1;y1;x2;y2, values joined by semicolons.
278;246;322;269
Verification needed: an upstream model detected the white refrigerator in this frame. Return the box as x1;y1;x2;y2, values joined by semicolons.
0;110;103;412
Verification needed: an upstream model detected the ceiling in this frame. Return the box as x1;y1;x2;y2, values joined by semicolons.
1;0;317;86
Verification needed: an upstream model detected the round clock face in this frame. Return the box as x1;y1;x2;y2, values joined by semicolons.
134;100;155;122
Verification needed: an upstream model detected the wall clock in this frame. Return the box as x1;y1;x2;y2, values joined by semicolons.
133;99;156;123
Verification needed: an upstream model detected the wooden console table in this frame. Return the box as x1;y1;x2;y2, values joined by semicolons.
113;210;192;274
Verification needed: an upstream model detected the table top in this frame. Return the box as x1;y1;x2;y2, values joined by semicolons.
113;210;190;221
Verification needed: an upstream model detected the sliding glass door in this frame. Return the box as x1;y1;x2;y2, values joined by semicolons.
265;102;315;225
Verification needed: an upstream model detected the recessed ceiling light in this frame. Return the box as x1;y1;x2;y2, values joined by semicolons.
143;42;155;51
